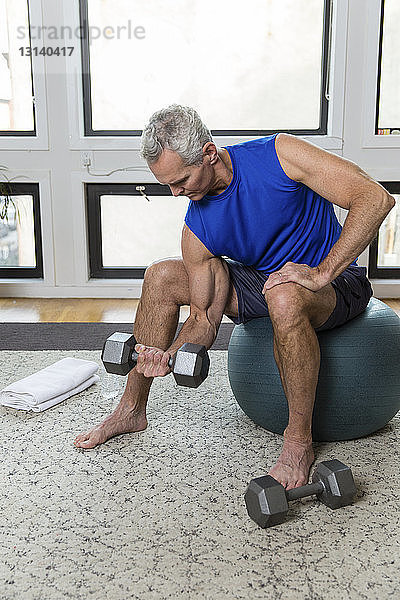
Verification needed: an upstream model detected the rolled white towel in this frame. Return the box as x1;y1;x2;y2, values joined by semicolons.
0;357;100;412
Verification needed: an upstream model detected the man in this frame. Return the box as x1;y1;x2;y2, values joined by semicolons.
74;105;394;491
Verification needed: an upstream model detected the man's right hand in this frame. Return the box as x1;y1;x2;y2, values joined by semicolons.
134;344;173;378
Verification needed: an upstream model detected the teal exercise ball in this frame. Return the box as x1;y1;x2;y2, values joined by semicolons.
227;298;400;442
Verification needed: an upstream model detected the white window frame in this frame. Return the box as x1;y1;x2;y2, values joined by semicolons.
65;0;348;152
70;169;149;295
0;0;49;150
0;170;55;289
362;0;400;149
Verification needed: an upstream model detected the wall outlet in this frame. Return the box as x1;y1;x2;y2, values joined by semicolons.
81;151;93;168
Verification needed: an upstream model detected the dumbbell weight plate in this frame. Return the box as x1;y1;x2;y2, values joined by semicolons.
244;475;289;528
101;332;137;375
312;459;357;509
173;343;210;388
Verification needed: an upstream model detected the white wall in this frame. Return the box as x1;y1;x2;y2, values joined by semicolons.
0;0;399;298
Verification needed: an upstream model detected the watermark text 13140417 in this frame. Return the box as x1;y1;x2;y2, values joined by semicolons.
20;47;75;57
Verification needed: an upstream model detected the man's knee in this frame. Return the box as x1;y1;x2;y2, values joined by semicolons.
265;282;309;324
145;258;173;279
144;258;189;302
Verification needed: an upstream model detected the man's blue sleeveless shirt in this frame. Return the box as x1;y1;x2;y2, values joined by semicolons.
184;134;357;274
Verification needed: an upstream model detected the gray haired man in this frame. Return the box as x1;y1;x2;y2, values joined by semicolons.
74;105;394;491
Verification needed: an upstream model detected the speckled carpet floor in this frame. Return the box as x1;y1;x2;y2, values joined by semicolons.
1;350;399;600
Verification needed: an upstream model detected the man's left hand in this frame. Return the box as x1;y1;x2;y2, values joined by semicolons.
262;262;328;294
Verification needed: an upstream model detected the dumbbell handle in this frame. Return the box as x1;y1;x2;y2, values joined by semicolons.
130;348;174;370
286;480;324;502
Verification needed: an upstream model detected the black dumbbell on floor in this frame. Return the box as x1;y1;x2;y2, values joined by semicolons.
245;459;357;528
101;332;210;388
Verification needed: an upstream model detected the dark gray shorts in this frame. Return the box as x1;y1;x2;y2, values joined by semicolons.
224;259;373;332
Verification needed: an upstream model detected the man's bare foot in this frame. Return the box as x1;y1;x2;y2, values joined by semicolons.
268;429;315;490
73;403;148;449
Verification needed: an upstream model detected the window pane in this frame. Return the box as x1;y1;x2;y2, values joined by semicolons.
377;194;400;267
86;0;325;132
0;195;36;267
100;194;188;267
0;0;35;132
377;0;400;134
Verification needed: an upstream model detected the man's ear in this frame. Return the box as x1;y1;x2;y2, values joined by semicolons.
202;142;218;165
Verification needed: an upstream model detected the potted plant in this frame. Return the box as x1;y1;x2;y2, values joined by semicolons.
0;165;20;225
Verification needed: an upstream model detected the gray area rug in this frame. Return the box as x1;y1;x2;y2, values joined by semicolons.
0;322;234;350
1;350;399;599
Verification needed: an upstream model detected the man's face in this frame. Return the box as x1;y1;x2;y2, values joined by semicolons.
149;149;213;201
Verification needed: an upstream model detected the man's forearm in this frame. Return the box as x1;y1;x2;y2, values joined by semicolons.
166;315;218;356
317;191;395;284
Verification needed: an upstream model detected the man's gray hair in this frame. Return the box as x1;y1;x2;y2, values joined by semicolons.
140;104;213;166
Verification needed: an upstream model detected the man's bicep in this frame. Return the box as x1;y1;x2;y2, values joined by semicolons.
181;224;229;324
181;223;214;260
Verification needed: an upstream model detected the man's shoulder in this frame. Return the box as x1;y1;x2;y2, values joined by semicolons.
227;133;279;153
